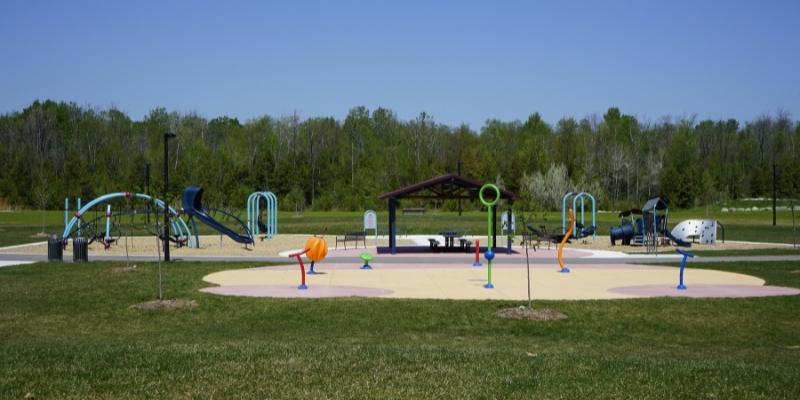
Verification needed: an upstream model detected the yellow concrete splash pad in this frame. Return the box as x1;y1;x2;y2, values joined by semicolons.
201;263;800;300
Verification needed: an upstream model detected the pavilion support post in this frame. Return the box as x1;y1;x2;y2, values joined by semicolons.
507;203;513;252
491;205;497;252
389;198;397;254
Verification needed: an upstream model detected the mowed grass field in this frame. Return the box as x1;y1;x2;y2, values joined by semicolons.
0;260;799;399
0;204;797;247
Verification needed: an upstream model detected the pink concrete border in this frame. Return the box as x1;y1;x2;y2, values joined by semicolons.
201;284;394;298
608;284;800;298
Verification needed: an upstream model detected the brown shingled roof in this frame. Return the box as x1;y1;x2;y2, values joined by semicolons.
378;174;517;201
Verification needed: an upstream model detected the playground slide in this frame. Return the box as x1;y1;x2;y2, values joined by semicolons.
663;229;691;248
182;186;254;245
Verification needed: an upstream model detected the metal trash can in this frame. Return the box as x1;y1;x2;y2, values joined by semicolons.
47;235;63;262
73;237;89;263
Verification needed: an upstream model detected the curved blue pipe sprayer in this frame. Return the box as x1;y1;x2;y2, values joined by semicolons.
62;192;196;247
247;191;278;240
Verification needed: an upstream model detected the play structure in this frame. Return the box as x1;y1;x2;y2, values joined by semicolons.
609;197;692;253
609;197;692;252
182;186;254;245
670;219;723;244
557;209;574;273
60;186;279;255
62;192;196;248
609;209;643;246
246;191;278;241
561;192;596;240
641;197;690;253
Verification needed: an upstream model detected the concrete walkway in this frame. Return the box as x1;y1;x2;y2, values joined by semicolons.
3;251;800;265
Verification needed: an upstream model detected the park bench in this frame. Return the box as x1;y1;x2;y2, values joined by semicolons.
402;208;426;215
521;224;553;251
335;232;367;250
428;238;441;250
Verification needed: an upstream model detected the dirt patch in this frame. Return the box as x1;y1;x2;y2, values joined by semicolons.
131;299;197;311
110;265;140;273
496;306;567;321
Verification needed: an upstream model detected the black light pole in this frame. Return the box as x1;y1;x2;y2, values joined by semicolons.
163;132;176;261
457;161;463;216
773;163;777;227
144;162;151;225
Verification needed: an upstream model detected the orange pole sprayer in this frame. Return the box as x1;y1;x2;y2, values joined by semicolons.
557;209;575;273
288;249;310;289
473;239;482;267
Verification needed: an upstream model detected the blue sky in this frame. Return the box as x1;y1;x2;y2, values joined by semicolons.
1;0;798;128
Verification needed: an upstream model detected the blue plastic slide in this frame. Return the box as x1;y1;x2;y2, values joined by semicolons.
664;229;691;247
182;186;254;245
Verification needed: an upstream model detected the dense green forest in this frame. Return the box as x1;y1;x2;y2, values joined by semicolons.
0;100;797;211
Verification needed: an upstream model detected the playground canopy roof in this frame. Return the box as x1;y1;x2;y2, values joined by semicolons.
378;174;517;201
642;197;669;212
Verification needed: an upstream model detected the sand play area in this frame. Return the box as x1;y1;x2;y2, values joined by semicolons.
201;247;800;300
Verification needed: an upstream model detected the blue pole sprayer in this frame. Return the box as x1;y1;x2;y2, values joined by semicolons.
77;198;82;236
676;249;695;290
104;204;112;243
479;184;501;289
64;198;69;229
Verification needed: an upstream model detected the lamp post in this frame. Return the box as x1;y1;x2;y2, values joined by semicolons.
773;162;777;227
163;132;176;261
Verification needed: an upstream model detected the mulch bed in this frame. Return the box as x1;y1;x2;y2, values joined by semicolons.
131;299;198;311
110;265;140;273
496;306;567;321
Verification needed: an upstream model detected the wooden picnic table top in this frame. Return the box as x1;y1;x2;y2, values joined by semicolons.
438;231;463;238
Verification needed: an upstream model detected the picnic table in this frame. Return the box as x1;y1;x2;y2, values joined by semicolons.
429;230;472;252
438;231;461;248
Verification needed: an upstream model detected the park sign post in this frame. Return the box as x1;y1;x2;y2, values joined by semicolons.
364;210;378;244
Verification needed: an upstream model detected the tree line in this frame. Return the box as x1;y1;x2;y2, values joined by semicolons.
0;100;797;212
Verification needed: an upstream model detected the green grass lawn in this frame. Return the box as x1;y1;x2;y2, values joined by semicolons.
1;260;799;399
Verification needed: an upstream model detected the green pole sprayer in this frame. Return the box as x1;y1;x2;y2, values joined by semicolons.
479;184;500;289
